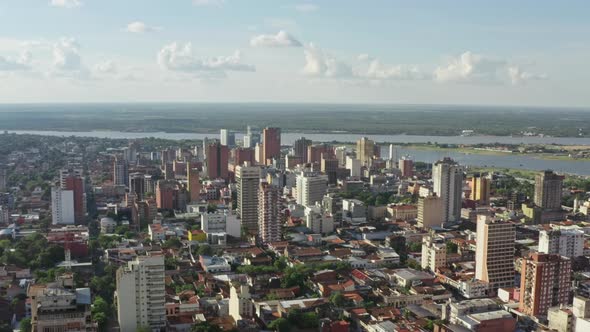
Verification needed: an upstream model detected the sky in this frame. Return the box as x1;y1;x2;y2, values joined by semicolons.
0;0;589;107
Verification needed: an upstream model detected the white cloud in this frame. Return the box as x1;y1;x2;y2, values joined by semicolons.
294;3;318;12
250;31;302;48
126;21;161;33
93;60;117;74
0;52;31;71
357;53;372;62
508;66;547;85
157;42;255;75
434;51;546;85
303;43;352;78
364;60;428;80
193;0;224;7
49;0;82;8
53;38;81;71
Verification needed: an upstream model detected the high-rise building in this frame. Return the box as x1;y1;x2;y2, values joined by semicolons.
206;142;229;181
61;170;86;224
433;157;464;222
519;253;572;317
116;254;166;332
345;157;361;178
293;137;312;164
421;232;447;271
356;137;375;167
389;144;398;163
156;180;179;210
113;156;129;186
308;143;334;164
475;216;515;293
220;129;235;147
258;183;281;243
468;173;491;205
399;157;414;178
305;204;334;235
187;168;201;203
234;147;255;167
417;194;444;229
321;155;338;185
296;173;328;207
129;172;146;201
229;284;253;322
534;170;564;211
51;187;75;225
538;229;584;258
236;164;260;233
262;127;281;165
0;167;6;192
335;146;347;167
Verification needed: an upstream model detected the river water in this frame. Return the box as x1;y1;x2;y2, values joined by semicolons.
4;130;590;176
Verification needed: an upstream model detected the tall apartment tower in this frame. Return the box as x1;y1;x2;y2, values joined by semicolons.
469;173;491;205
293;137;312;164
0;167;7;192
236;164;260;233
187;168;201;203
258;183;281;244
519;253;572;317
538;229;584;258
399;157;414;178
432;157;464;222
206;142;229;181
60;168;86;224
51;187;75;225
475;216;516;293
262;127;281;165
534;170;564;211
389;144;398;163
296;173;328;207
116;254;166;332
421;231;447;271
356;137;375;167
129;172;146;201
417;194;444;229
113;156;129;187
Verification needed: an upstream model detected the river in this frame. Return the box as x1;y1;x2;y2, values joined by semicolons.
4;130;590;176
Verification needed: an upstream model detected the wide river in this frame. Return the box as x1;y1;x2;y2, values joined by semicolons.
5;130;590;176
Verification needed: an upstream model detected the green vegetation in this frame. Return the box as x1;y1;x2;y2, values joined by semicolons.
2;104;590;137
267;318;291;332
0;234;64;269
19;318;31;332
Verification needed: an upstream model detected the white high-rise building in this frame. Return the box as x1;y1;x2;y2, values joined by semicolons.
421;232;447;271
51;187;75;225
475;216;515;292
539;229;584;258
116;254;166;332
243;135;252;148
432;157;464;222
296;173;328;207
236;164;260;233
305;204;334;235
389;144;398;162
220;129;229;146
345;156;361;177
229;284;253;322
0;168;6;192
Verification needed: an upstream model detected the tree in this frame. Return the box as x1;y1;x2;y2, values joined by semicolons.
19;318;31;332
163;237;182;249
267;318;291;332
446;241;458;254
191;321;222;332
329;292;348;307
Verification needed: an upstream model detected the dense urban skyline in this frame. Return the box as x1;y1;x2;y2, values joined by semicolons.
0;1;589;106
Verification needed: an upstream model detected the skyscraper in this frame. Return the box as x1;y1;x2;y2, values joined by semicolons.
234;147;255;167
534;170;564;211
389;144;398;162
468;173;491;205
116;254;166;332
129;172;145;201
51;187;75;225
475;216;515;293
296;173;328;207
399;157;414;178
520;253;572;317
187;168;201;203
220;129;235;147
417;194;444;229
293;137;312;164
206;142;229;181
356;137;375;167
0;167;6;192
236;164;260;233
432;157;464;222
258;182;281;243
61;168;86;224
113;156;129;186
262;127;281;165
538;229;584;258
321;155;338;185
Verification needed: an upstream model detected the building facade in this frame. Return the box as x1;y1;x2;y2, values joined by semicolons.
475;216;516;293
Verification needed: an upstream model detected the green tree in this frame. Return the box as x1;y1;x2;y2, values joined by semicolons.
446;241;458;254
19;318;31;332
267;318;291;332
191;321;222;332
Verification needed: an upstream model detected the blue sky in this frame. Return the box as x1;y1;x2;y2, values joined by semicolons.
0;0;588;107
